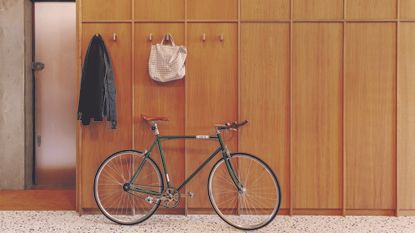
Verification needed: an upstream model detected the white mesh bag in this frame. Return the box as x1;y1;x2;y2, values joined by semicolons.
149;33;187;82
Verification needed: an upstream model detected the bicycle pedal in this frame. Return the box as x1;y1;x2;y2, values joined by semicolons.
179;192;194;198
145;196;154;204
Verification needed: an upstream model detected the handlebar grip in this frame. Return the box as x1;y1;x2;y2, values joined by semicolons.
216;120;248;130
236;120;248;128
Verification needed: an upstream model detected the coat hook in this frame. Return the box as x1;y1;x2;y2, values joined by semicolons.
112;33;117;41
148;33;153;41
202;33;206;42
219;33;224;42
165;33;171;41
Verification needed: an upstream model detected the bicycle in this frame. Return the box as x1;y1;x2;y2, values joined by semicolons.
94;114;282;230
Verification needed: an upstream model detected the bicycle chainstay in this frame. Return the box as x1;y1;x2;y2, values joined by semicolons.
127;186;181;208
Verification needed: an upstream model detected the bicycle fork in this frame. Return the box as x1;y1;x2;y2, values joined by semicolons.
217;134;245;193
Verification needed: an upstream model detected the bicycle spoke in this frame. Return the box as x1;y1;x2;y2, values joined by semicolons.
95;151;162;224
209;154;281;230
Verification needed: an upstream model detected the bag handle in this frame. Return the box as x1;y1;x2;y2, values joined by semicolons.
160;33;176;46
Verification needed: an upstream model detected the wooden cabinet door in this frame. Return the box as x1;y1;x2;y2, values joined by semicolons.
346;0;397;19
401;0;415;19
345;23;396;210
293;0;343;19
135;0;185;21
398;23;415;211
292;23;343;210
81;0;132;21
80;23;132;209
240;0;290;20
187;0;238;20
240;23;290;209
134;23;185;210
186;23;238;211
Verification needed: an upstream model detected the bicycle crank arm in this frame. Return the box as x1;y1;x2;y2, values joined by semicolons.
180;192;194;198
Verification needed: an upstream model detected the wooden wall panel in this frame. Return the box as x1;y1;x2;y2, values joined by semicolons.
134;23;185;208
80;23;132;208
400;0;415;19
82;0;131;21
134;0;184;21
240;0;290;20
293;0;343;19
240;23;290;209
292;23;343;209
187;0;238;20
77;0;415;215
345;23;396;210
346;0;397;19
186;23;238;210
398;23;415;210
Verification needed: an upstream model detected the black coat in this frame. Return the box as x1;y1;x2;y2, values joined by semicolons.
78;34;117;129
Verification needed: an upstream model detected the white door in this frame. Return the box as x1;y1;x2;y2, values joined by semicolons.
34;2;76;186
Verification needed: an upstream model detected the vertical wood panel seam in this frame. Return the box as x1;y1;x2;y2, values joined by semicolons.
237;0;241;217
237;0;241;152
184;0;188;217
131;0;135;151
77;0;83;215
289;0;294;216
342;0;347;217
396;0;400;217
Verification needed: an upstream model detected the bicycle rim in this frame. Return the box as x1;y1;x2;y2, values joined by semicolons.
208;153;281;230
94;150;163;225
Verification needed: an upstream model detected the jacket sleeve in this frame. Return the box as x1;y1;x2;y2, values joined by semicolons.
77;36;96;124
100;39;117;129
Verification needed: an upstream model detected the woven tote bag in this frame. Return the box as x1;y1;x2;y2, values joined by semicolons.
149;34;187;82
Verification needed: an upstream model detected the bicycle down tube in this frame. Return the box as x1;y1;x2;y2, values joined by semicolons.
129;133;243;196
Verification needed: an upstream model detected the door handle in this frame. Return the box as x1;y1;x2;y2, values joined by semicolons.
32;62;45;71
37;135;41;147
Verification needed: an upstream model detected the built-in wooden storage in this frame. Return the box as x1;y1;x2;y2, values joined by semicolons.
187;0;238;20
292;23;343;211
80;23;132;209
346;0;397;19
240;23;290;209
401;0;415;19
81;0;132;21
345;23;397;212
134;0;185;21
77;0;415;216
185;23;238;210
398;23;415;214
134;23;186;211
240;0;290;20
293;0;344;19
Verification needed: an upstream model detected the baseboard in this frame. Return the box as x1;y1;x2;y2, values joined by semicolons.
397;209;415;216
79;208;398;216
81;208;186;215
344;209;395;216
293;209;342;216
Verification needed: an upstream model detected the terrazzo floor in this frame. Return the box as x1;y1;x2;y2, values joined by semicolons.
1;211;415;233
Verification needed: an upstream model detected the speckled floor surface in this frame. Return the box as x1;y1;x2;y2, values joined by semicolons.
1;212;415;233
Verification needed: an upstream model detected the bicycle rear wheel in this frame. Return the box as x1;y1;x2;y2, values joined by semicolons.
94;150;163;225
208;153;281;230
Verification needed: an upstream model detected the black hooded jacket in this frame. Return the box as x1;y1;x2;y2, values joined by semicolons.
78;34;117;129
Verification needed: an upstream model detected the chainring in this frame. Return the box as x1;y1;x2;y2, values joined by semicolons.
161;188;180;208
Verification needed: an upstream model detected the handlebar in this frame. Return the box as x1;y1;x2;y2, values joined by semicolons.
216;120;248;131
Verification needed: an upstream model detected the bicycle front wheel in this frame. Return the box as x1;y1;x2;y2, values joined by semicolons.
208;153;281;230
94;150;163;225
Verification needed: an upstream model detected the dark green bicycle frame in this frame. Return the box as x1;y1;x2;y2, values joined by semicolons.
128;133;243;196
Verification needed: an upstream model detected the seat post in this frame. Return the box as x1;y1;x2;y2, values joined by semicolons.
151;121;160;135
